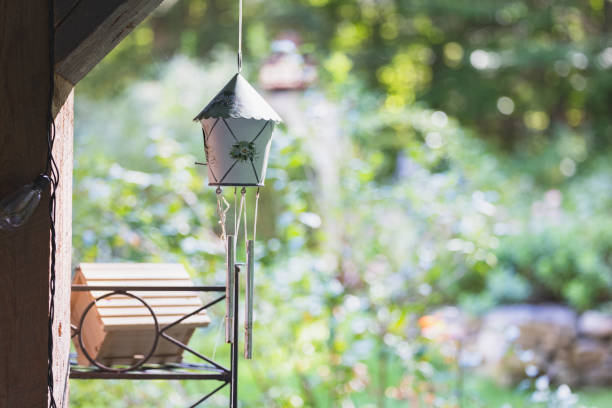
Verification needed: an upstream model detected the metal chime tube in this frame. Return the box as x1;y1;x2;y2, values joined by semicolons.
226;235;235;343
244;239;254;359
230;263;240;408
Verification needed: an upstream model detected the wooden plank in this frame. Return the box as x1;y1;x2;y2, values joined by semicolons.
101;355;182;366
97;306;209;318
94;297;202;308
52;73;74;119
73;301;107;366
82;271;193;281
97;326;191;361
80;279;194;287
96;333;156;362
52;90;74;405
78;263;192;280
70;270;93;311
0;0;72;405
54;0;81;27
79;262;189;272
90;290;200;299
54;0;164;84
102;315;211;329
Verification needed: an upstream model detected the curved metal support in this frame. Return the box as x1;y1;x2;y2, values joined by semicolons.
160;332;228;373
77;291;160;373
70;323;79;339
189;381;229;408
70;283;236;407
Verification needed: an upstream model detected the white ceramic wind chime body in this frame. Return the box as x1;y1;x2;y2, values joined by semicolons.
193;0;281;359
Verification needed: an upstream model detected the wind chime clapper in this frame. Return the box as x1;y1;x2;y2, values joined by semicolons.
193;58;282;359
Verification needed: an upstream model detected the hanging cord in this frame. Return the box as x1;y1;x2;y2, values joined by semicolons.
242;188;248;245
233;187;238;236
216;187;230;242
46;0;59;407
237;0;243;72
235;188;246;250
211;309;225;361
253;187;260;242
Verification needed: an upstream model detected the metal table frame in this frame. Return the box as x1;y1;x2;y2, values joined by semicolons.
69;265;242;408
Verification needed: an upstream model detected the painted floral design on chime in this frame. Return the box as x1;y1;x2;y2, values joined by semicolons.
230;140;256;162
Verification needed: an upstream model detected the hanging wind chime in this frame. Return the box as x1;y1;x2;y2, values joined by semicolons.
194;0;282;359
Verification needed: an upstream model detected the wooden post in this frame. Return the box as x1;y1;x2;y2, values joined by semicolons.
0;1;163;405
51;85;74;406
0;1;72;406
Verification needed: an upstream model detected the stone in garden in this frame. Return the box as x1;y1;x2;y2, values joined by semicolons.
573;338;608;366
578;311;612;339
572;338;612;386
475;304;577;385
581;356;612;386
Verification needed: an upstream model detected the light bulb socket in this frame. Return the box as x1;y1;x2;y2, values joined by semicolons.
33;174;51;190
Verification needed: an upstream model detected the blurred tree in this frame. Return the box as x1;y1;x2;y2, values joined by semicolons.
82;0;612;160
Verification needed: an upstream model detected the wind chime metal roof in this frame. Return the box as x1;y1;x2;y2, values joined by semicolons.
194;73;282;123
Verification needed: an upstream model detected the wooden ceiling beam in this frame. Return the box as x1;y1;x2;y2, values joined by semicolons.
54;0;81;27
54;0;163;85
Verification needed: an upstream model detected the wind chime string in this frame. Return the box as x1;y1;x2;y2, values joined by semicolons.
237;0;243;72
253;187;260;242
233;187;238;236
242;189;248;245
211;308;225;361
216;187;230;242
235;187;246;250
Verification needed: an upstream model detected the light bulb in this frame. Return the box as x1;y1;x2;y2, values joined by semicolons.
0;174;50;230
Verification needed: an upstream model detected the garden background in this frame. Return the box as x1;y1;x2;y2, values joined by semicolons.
69;0;612;406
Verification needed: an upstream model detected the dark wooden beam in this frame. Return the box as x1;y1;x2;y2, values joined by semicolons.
1;1;164;405
54;0;81;27
54;0;163;85
0;0;53;405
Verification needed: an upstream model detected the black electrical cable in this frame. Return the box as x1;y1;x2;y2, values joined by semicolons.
46;0;59;407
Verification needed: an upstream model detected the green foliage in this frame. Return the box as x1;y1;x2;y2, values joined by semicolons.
495;221;612;311
81;0;612;156
69;0;612;406
70;56;612;406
